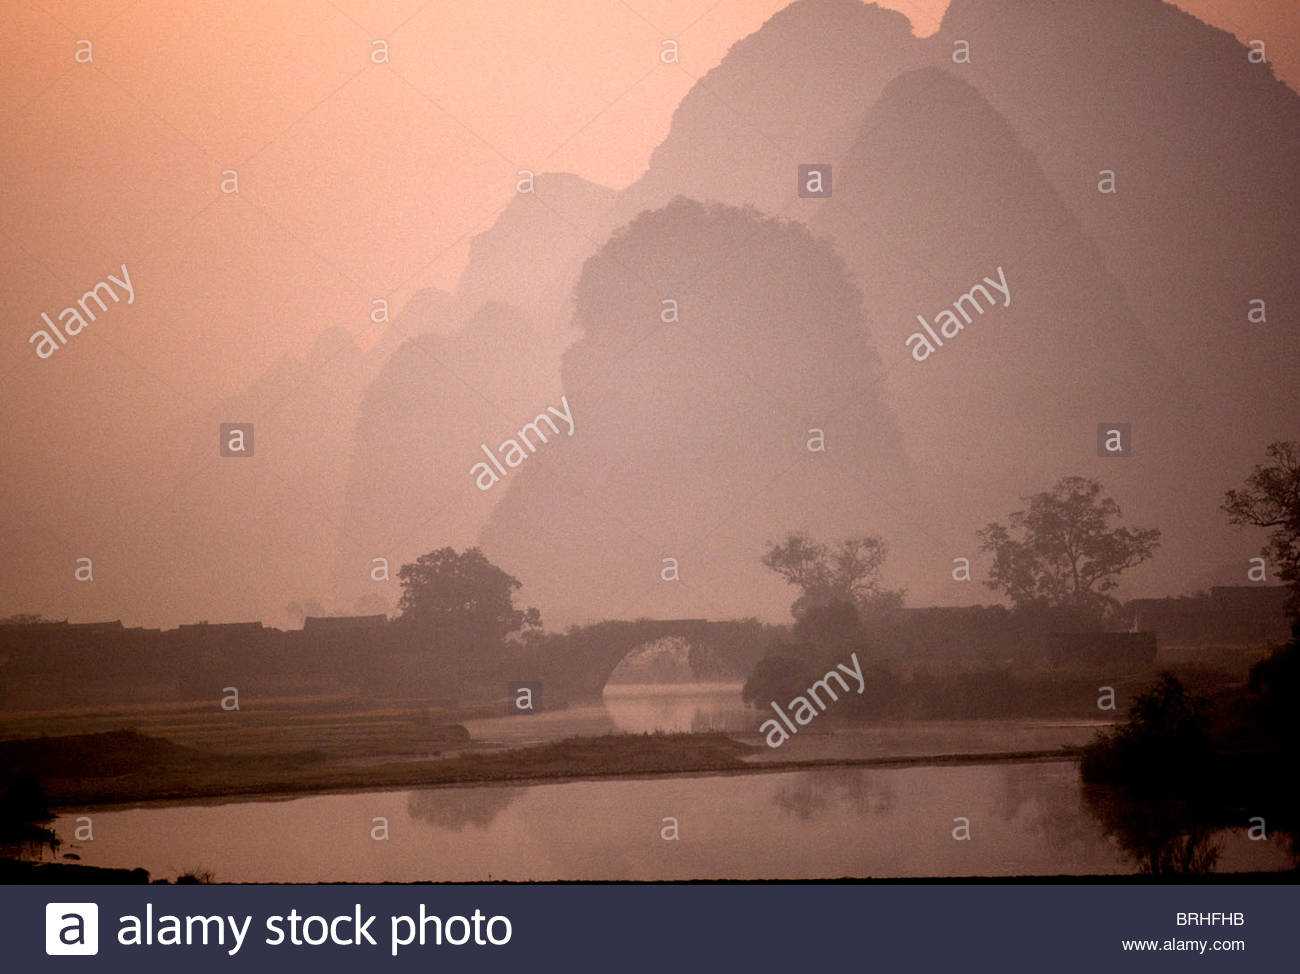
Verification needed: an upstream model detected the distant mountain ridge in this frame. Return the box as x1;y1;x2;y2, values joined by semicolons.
335;0;1296;624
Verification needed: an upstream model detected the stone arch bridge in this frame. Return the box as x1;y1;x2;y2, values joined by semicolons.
528;618;781;704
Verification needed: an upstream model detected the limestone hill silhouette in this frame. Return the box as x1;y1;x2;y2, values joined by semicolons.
335;173;617;610
607;0;924;229
928;0;1300;453
812;65;1210;603
479;198;920;623
455;172;617;333
337;302;566;612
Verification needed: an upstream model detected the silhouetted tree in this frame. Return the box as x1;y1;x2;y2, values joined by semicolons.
742;655;814;707
792;599;863;649
1079;674;1227;875
1081;673;1214;790
979;476;1160;624
762;532;903;620
1223;441;1300;618
396;547;540;646
1247;621;1300;755
0;774;59;859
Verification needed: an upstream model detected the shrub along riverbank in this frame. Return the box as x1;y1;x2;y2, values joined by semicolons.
1078;628;1300;873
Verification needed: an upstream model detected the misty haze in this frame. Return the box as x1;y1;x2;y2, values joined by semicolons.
2;0;1298;883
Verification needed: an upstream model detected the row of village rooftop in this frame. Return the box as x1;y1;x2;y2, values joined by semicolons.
0;586;1290;710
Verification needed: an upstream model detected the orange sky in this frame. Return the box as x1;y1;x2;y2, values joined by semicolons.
4;2;1291;349
2;1;1291;391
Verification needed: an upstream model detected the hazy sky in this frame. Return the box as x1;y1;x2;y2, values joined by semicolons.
2;1;1289;386
2;2;1290;366
1;0;1292;626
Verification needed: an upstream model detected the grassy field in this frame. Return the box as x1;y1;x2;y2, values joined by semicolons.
0;694;485;762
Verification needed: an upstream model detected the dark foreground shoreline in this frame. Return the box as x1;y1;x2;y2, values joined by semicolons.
3;857;1294;885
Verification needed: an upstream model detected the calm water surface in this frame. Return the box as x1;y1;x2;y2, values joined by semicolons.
50;686;1295;881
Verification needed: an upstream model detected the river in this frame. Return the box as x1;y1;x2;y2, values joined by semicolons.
49;685;1296;881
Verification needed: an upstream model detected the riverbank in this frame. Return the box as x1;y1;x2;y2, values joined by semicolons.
10;728;1084;812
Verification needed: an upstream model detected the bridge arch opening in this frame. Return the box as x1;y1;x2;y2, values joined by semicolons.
536;618;780;703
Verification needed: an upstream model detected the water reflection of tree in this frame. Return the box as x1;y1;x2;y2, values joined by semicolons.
1079;669;1300;875
407;786;523;831
773;770;894;822
1081;784;1223;875
0;774;60;861
1076;674;1228;875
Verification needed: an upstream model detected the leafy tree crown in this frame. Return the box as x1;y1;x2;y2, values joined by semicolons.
978;476;1160;620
